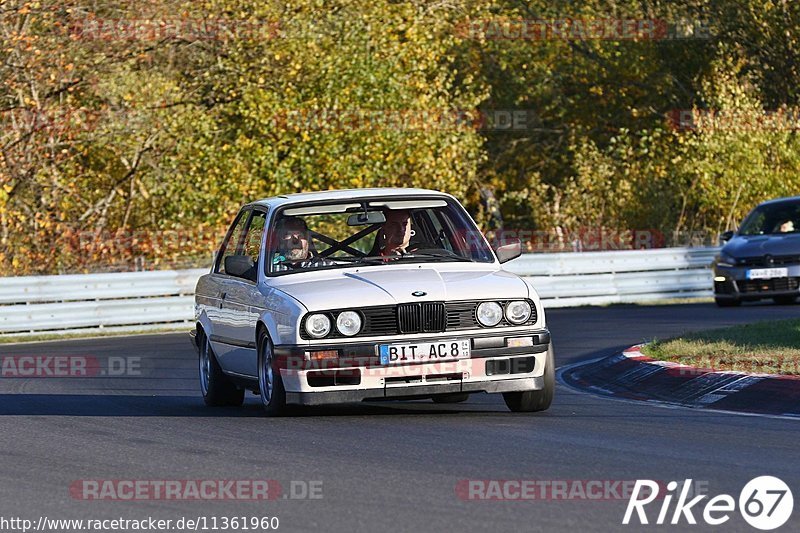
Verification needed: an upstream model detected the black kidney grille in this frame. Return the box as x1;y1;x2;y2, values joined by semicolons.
397;302;445;334
422;302;446;332
397;304;420;333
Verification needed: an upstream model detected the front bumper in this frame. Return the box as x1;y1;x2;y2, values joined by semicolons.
285;375;545;405
714;265;800;301
275;329;551;405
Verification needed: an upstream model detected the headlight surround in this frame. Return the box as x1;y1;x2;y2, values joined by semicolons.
505;300;532;324
305;313;331;338
717;252;737;267
336;311;362;336
476;301;503;327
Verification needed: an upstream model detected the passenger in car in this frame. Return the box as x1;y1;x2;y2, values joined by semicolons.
773;219;796;233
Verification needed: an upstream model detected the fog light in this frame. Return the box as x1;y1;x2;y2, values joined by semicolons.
714;276;727;282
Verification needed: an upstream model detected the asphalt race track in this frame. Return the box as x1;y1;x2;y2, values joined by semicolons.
1;303;799;532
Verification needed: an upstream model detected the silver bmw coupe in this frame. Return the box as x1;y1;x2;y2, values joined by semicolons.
191;188;554;415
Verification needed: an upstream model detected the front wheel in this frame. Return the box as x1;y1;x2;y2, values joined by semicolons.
258;330;287;416
199;332;244;407
503;345;554;413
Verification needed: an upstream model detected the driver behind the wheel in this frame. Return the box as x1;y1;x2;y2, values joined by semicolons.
272;216;331;271
377;209;413;256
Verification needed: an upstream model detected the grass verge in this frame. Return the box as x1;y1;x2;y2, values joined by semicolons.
641;319;800;375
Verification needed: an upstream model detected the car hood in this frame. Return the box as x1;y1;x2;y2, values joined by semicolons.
269;266;529;311
724;233;800;258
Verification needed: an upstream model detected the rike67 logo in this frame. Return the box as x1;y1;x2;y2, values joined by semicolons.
624;476;793;530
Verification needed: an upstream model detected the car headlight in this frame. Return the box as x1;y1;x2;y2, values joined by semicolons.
717;252;737;267
505;300;532;324
476;302;503;327
305;313;331;338
336;311;362;336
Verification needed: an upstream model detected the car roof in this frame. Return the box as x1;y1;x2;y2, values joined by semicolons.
758;195;800;207
245;187;455;209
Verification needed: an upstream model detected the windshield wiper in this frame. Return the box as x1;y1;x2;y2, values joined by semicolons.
394;250;475;262
326;256;386;265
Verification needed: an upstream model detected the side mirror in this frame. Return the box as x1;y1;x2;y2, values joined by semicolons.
720;230;734;244
493;237;522;264
225;255;256;281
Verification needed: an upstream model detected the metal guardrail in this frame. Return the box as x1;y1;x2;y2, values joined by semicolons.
0;247;719;336
0;269;207;336
504;247;719;308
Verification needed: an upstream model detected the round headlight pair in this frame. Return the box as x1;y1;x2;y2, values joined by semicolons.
305;311;362;338
476;300;532;327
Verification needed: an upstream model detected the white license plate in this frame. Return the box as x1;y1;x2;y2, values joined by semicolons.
379;339;470;365
746;268;788;280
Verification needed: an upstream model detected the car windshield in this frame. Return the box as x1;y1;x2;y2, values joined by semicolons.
738;201;800;236
266;198;495;275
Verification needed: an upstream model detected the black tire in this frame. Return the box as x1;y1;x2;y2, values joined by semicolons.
715;297;741;307
199;331;245;407
503;345;555;413
432;393;469;404
257;329;287;416
773;295;798;305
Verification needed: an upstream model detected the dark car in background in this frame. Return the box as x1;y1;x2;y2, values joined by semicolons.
713;196;800;306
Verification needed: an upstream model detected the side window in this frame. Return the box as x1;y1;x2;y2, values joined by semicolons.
423;210;455;252
216;210;249;274
243;211;267;264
